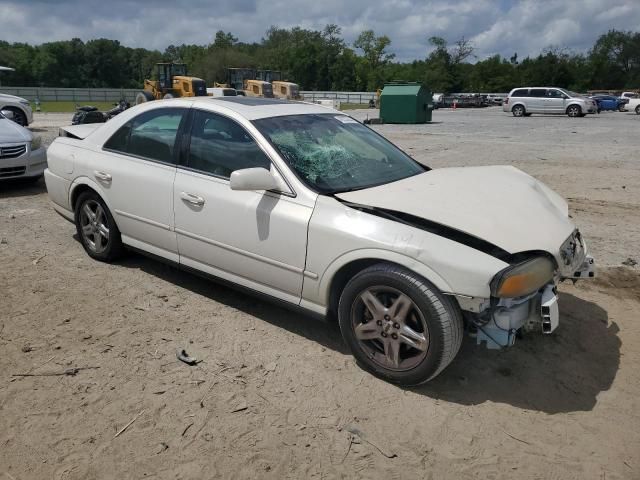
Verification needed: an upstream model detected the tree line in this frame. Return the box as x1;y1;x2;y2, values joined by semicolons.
0;27;639;93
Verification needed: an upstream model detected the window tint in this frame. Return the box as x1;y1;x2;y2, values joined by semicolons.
104;108;185;164
547;89;562;98
187;110;271;178
530;89;547;97
512;89;529;97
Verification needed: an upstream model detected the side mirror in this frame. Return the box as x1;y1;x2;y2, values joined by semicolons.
230;167;279;191
1;109;15;120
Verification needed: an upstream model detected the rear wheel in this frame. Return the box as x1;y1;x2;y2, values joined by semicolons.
338;263;463;385
635;105;640;115
75;191;123;262
567;105;582;117
135;91;154;105
512;105;525;117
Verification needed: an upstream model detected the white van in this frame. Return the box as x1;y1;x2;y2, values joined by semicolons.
503;87;597;117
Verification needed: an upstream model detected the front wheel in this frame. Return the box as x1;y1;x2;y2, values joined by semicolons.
635;105;640;115
338;264;463;385
135;91;154;105
74;191;124;262
567;105;582;117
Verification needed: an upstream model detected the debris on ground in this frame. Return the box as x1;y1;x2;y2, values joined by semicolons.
176;349;199;366
622;257;637;267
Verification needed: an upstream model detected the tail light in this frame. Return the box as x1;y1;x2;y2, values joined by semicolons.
504;97;509;105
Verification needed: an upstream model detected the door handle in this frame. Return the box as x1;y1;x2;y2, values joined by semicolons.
94;171;112;182
180;191;205;206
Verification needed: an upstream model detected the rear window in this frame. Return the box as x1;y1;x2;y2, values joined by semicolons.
511;89;529;97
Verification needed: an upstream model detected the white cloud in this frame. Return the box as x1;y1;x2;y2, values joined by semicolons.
0;0;638;61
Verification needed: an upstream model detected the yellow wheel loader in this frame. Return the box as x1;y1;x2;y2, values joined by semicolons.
136;63;207;104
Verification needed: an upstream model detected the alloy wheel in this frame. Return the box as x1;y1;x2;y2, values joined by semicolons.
79;199;110;254
350;286;430;371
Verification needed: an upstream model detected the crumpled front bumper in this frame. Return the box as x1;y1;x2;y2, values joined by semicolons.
475;249;596;350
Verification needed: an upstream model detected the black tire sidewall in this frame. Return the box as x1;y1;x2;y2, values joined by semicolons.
567;105;581;117
74;191;122;262
512;105;524;117
338;267;452;385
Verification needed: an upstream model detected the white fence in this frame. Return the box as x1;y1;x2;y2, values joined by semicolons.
0;86;377;104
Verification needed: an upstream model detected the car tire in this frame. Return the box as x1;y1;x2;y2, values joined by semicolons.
567;105;582;117
5;107;27;126
135;91;154;105
338;263;463;386
635;105;640;115
618;105;626;112
511;105;525;117
74;191;124;262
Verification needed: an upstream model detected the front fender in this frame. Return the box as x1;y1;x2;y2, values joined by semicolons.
310;248;454;310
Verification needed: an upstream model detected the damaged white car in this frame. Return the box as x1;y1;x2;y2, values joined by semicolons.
44;97;595;385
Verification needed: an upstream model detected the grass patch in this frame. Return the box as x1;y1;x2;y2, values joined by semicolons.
31;101;117;113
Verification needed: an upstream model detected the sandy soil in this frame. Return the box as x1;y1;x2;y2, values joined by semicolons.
1;108;639;479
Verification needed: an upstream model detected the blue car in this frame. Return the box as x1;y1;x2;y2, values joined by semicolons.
590;95;628;112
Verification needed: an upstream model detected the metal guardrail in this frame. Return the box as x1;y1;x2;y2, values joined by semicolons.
301;91;375;103
0;87;140;102
0;87;378;104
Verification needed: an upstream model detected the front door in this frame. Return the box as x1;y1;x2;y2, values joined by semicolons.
173;109;313;303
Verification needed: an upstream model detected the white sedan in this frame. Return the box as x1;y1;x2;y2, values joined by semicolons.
44;97;595;385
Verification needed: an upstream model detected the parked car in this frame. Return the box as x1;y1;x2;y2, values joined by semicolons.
0;109;46;180
590;94;627;112
0;93;33;126
620;92;640;114
44;97;595;385
504;87;598;117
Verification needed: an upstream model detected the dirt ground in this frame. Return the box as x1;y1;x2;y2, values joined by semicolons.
1;108;639;480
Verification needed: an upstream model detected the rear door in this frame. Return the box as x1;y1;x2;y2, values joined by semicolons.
96;107;187;261
545;89;566;114
173;109;313;303
528;88;547;113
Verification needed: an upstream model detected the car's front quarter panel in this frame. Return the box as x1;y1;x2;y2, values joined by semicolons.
303;195;508;313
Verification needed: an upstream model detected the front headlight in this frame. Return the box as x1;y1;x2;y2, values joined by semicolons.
30;136;42;150
491;257;555;298
19;99;31;106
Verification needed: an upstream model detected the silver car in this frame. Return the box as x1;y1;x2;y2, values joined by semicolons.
0;109;46;181
503;87;598;117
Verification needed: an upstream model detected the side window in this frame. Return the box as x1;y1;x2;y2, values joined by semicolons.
104;108;185;164
512;89;529;97
187;110;271;178
530;89;547;97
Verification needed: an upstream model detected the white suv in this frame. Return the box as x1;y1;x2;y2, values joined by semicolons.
504;87;597;117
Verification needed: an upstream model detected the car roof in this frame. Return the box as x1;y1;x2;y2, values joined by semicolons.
179;96;341;120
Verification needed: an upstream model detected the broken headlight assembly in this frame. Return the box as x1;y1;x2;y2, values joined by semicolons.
490;257;555;298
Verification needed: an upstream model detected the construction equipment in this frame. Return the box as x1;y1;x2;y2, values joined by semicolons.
244;80;274;98
272;81;301;100
136;63;207;104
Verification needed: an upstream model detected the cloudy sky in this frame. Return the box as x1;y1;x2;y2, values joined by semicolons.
1;0;639;61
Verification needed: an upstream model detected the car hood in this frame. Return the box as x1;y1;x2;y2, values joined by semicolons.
0;93;28;103
336;166;575;255
0;118;32;143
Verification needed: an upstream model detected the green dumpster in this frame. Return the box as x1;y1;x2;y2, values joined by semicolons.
379;82;433;123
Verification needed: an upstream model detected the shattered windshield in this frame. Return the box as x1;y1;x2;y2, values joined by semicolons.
253;114;426;193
